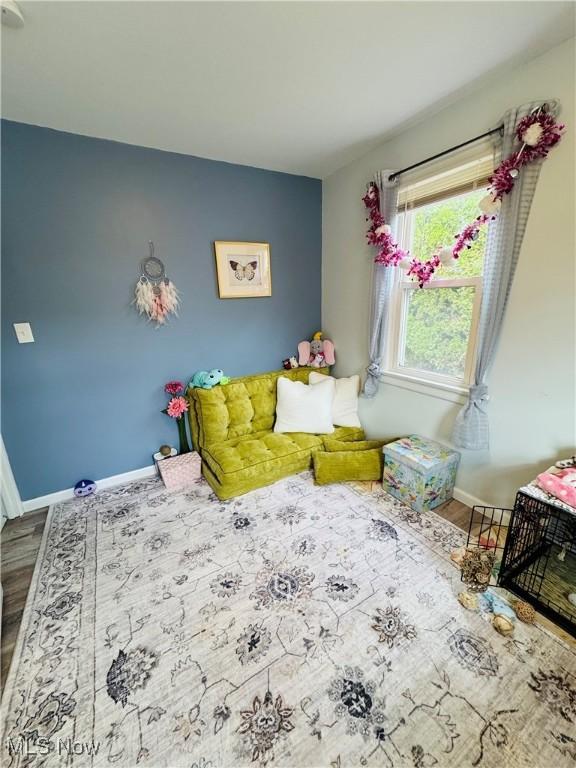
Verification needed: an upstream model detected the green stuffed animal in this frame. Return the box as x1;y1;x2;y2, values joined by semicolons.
190;369;229;389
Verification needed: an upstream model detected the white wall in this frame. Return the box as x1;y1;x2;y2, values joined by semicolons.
322;38;575;507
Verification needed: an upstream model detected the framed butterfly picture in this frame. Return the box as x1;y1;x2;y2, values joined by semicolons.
214;241;272;299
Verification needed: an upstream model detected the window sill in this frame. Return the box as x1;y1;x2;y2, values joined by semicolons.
381;371;468;405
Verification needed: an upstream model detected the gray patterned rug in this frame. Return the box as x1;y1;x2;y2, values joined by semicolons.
2;472;575;767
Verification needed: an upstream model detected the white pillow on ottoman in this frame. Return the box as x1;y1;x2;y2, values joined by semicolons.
309;372;361;428
274;376;335;434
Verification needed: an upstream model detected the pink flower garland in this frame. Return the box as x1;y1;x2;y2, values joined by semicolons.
363;108;565;286
362;185;408;267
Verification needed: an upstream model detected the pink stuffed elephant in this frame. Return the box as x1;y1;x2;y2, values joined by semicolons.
298;332;335;368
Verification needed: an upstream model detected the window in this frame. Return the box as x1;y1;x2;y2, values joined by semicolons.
387;151;493;392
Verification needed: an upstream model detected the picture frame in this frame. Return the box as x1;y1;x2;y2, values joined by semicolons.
214;241;272;299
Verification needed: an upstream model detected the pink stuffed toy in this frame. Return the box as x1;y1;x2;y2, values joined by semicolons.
536;468;576;509
298;331;335;368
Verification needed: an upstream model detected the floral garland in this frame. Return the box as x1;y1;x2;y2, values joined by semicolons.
363;107;565;287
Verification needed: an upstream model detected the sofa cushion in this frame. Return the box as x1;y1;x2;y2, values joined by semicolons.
189;367;327;449
324;427;366;443
324;438;385;452
274;376;335;434
203;431;323;477
313;449;383;485
309;372;362;428
201;453;313;501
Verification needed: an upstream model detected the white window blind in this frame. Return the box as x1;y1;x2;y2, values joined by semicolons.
397;142;496;211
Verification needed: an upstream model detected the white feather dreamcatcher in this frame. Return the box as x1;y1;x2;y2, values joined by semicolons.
133;242;180;327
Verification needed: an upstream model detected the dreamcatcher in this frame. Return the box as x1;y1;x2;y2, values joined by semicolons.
134;242;180;327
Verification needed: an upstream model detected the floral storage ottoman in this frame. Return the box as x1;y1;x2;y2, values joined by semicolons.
383;435;460;513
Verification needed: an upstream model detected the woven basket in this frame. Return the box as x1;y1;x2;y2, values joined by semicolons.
158;452;202;490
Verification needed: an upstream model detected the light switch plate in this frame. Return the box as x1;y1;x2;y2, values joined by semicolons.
14;322;34;343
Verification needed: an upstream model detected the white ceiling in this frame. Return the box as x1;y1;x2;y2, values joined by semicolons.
2;1;574;178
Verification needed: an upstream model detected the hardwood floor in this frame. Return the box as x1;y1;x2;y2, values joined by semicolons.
1;509;48;690
435;497;471;531
0;494;572;691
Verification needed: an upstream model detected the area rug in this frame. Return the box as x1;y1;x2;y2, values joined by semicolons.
2;473;575;767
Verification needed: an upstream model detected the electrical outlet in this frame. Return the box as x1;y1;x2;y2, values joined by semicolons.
13;322;34;343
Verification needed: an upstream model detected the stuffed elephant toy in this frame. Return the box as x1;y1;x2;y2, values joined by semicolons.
298;332;335;368
190;369;229;389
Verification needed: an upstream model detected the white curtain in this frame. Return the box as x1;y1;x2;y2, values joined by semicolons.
1;436;24;521
363;170;399;398
453;100;561;449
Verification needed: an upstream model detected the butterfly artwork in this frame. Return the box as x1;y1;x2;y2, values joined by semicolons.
214;241;271;298
229;259;258;282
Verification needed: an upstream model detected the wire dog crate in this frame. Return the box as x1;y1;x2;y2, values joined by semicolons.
499;490;576;636
462;505;511;591
462;491;576;637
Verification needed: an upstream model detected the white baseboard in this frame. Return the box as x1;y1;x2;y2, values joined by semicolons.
453;486;490;510
22;465;157;513
453;486;513;530
22;471;488;515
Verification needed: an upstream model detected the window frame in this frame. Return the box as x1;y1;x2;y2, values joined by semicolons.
385;190;485;392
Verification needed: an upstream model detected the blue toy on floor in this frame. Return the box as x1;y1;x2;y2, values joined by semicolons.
74;479;96;497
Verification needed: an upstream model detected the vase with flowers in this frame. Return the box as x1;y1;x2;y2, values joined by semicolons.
162;381;191;455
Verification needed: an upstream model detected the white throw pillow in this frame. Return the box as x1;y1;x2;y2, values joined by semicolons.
274;376;335;434
309;372;362;428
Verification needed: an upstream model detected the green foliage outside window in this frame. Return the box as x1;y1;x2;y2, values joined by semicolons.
409;188;486;277
400;189;486;378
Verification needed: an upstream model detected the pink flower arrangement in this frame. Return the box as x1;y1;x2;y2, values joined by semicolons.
363;107;565;286
164;380;184;396
161;379;191;454
166;396;188;419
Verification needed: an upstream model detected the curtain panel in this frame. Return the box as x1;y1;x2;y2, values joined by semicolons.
363;170;399;398
453;99;561;450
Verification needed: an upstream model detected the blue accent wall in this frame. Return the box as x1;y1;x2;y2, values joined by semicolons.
1;121;321;500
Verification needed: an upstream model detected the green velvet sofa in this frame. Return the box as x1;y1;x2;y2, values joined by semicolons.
187;367;364;499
